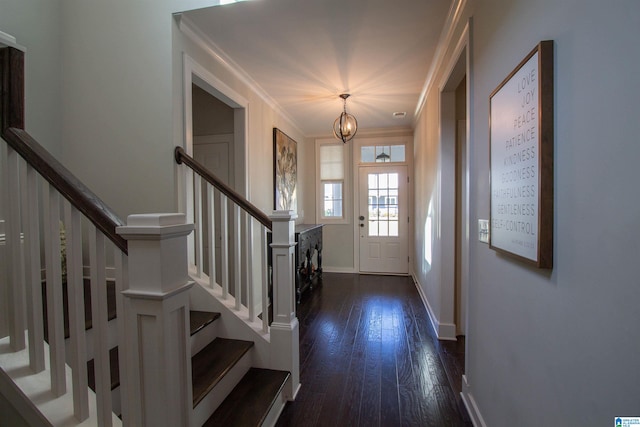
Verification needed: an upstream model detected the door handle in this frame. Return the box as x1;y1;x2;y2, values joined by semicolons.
360;223;364;228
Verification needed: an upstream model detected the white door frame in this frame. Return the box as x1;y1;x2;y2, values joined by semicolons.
352;135;413;274
180;54;249;264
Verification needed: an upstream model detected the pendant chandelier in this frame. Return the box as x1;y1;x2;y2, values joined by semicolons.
333;93;358;143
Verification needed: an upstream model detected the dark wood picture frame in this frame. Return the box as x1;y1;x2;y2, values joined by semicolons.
489;41;554;268
273;128;297;211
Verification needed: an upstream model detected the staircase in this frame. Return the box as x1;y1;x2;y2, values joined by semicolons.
2;285;292;426
0;44;299;426
43;281;290;425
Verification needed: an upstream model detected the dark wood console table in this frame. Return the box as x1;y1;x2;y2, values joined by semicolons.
268;223;323;303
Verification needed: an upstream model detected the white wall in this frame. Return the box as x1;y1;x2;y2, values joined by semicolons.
414;0;640;424
7;0;306;222
0;0;63;155
57;0;217;218
172;16;306;216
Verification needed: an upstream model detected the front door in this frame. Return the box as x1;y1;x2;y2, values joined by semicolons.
358;165;409;274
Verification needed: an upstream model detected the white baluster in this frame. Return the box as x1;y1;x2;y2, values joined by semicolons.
43;183;66;396
114;248;130;426
261;226;269;333
64;201;89;421
6;145;25;351
194;175;203;278
23;164;44;371
220;194;229;299
234;204;242;310
207;184;216;288
89;226;112;427
247;214;255;321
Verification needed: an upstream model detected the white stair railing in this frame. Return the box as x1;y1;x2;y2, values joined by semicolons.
176;147;273;333
2;45;128;426
175;146;300;398
0;133;126;426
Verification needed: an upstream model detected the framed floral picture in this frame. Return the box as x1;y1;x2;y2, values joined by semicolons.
273;128;297;211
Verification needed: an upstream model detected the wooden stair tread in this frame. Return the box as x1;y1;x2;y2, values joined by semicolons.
190;310;220;336
87;346;119;391
203;368;290;427
192;338;254;407
83;310;218;394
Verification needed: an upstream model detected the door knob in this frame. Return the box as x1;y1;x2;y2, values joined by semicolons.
360;223;364;227
359;215;365;221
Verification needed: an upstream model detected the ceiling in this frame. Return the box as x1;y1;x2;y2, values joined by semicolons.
182;0;452;137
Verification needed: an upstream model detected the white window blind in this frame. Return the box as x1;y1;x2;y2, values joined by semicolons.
320;145;343;180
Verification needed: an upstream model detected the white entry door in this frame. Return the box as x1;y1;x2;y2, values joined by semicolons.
358;165;409;274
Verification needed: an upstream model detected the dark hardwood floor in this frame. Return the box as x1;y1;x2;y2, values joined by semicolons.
276;273;471;427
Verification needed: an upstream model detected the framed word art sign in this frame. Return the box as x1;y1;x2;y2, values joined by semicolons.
489;41;554;268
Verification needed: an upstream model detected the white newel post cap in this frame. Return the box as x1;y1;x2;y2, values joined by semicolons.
270;210;297;242
116;213;194;295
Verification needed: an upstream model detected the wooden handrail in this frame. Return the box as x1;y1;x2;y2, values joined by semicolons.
1;46;127;254
174;146;272;230
2;128;128;253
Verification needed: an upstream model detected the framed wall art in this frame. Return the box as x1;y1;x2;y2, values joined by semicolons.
273;128;297;211
489;40;554;268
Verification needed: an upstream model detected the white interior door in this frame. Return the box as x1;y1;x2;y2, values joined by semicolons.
358;165;409;274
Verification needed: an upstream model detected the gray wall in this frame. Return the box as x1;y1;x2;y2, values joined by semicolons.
414;0;640;424
0;0;62;155
192;84;234;136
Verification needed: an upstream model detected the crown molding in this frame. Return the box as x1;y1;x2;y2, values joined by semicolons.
413;0;467;123
174;13;305;137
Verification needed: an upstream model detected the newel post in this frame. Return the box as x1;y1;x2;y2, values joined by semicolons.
269;211;300;400
116;214;194;427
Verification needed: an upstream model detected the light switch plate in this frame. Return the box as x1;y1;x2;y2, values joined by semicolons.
478;219;489;244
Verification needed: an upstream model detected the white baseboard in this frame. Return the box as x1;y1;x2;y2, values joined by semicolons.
321;266;356;274
410;273;457;340
461;375;487;427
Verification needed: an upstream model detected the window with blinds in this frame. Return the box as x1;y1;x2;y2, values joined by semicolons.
319;144;344;219
317;142;347;222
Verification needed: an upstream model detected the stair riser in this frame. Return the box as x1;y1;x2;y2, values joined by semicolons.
190;318;218;356
191;351;252;427
261;388;287;427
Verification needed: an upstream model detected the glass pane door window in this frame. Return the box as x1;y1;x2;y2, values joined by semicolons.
367;172;399;237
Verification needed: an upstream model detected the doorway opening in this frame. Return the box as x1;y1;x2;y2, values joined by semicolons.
440;43;469;338
181;55;249;286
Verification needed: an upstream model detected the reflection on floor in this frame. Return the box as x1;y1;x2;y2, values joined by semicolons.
276;273;471;426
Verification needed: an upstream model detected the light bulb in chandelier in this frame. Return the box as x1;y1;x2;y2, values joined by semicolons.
333;93;358;143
